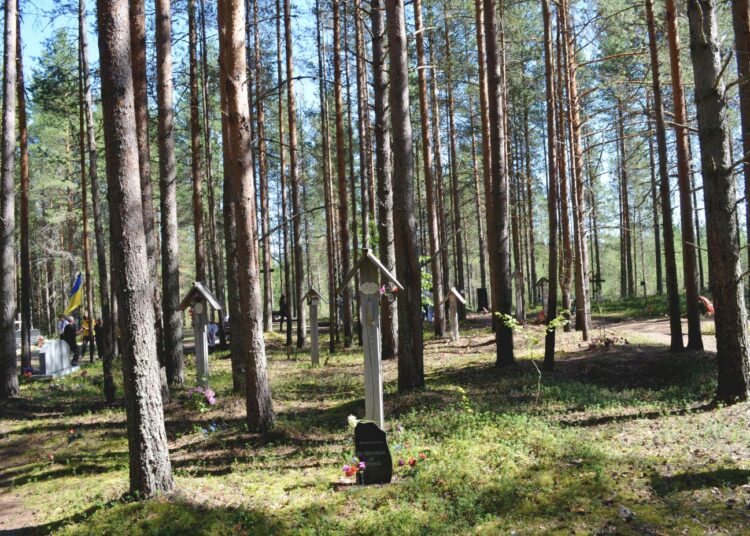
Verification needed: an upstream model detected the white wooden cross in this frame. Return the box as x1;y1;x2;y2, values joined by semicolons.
302;287;327;366
441;287;466;342
180;282;222;388
339;249;403;429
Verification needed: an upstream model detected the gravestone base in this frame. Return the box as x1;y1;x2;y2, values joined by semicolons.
32;365;80;380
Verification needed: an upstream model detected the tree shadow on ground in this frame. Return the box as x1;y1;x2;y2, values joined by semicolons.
651;468;750;496
0;496;285;536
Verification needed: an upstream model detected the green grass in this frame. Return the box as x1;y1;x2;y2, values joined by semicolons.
1;320;748;535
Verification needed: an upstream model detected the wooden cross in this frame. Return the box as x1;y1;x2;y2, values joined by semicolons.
440;287;466;342
339;249;403;429
180;282;222;388
302;287;327;366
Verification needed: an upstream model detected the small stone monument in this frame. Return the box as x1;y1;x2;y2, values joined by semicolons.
180;282;222;387
34;339;79;379
354;421;393;485
302;287;327;366
441;287;466;342
339;248;403;430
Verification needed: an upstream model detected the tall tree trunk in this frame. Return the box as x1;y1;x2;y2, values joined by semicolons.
17;9;30;371
560;0;589;338
523;105;537;303
687;0;750;402
130;0;164;368
218;0;276;429
155;0;185;385
189;0;206;283
413;0;444;336
484;0;514;365
617;101;635;298
555;26;573;327
96;0;174;495
444;17;466;320
645;0;684;350
200;0;225;318
371;0;398;360
253;0;273;332
476;0;496;323
343;3;361;346
646;93;664;295
0;0;18;399
219;36;245;392
315;0;338;354
82;0;115;398
333;0;353;348
542;0;559;370
385;0;424;391
354;0;371;250
428;40;450;307
283;0;306;349
666;0;703;350
469;100;488;294
730;0;750;275
77;12;95;364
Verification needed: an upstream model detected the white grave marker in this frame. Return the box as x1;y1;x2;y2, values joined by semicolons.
440;287;466;342
302;287;327;365
339;249;402;429
180;282;222;388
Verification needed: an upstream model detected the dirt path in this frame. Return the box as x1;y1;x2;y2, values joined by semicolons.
592;316;716;352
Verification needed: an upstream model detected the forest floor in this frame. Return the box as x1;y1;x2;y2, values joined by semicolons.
0;310;748;535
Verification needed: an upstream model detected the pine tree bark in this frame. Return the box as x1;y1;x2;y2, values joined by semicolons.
371;0;398;359
82;0;116;398
560;0;590;338
413;0;444;336
218;0;276;428
617;101;635;298
315;0;338;354
469;100;488;293
252;0;274;333
96;0;174;495
444;18;466;320
283;0;306;349
17;9;31;371
646;0;684;350
130;0;164;367
542;0;559;370
332;0;353;348
385;0;425;391
0;0;18;399
687;0;750;402
666;0;703;350
155;0;185;385
731;0;750;273
646;94;664;295
484;0;514;365
77;10;95;364
189;0;206;283
199;0;225;319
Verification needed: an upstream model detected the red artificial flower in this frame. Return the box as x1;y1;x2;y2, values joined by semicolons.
408;457;417;467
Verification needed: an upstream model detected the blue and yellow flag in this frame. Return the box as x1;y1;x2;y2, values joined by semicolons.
63;273;83;316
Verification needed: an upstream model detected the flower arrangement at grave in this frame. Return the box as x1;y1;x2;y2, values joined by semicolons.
21;366;33;378
184;386;217;413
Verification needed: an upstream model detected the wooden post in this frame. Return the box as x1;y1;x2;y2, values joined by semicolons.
303;287;327;366
339;249;402;429
180;282;222;388
194;299;209;386
441;287;466;342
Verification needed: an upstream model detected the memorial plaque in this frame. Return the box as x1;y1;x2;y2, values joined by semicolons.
354;422;392;485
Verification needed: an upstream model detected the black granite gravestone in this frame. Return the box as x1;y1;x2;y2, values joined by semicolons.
354;421;392;485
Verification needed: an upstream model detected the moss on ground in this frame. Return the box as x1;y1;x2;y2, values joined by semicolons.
1;313;748;535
